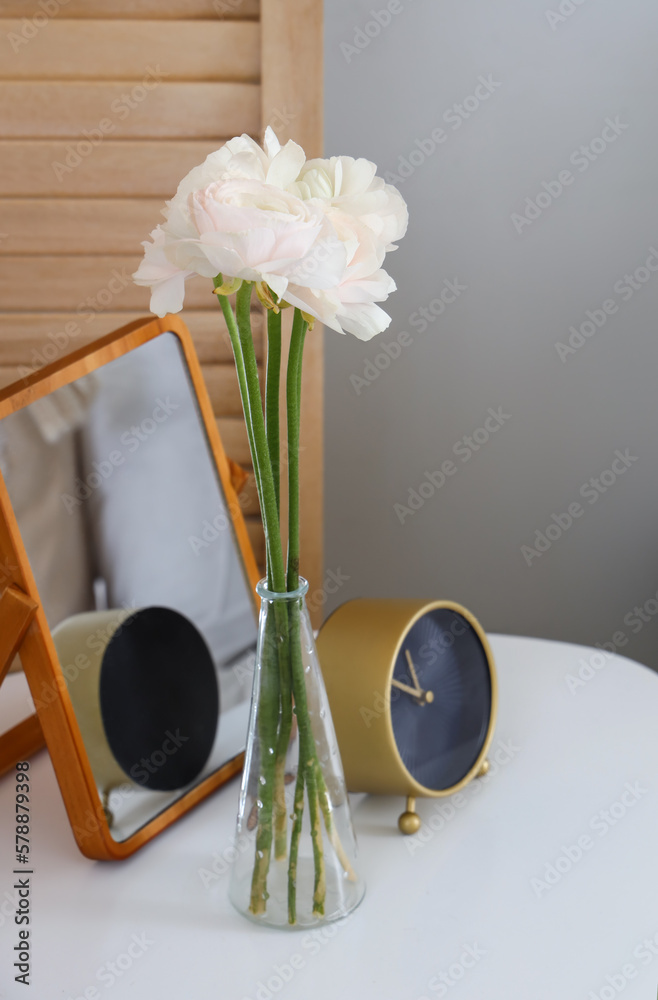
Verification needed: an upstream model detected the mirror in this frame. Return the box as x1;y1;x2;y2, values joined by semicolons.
0;318;260;855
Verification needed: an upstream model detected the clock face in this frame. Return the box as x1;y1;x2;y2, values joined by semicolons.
389;608;492;792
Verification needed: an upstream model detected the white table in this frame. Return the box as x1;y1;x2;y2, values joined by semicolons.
1;634;657;1000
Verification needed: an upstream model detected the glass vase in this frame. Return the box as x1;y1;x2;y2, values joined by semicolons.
229;578;365;928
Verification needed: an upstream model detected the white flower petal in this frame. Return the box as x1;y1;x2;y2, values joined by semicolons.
149;272;188;317
262;273;288;299
263;126;281;159
266;139;306;189
336;302;392;340
283;285;343;332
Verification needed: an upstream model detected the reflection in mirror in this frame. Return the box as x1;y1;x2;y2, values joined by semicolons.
0;332;257;841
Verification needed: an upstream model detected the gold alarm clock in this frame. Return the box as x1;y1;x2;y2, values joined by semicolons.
317;599;498;834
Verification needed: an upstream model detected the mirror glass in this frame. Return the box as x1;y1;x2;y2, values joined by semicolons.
0;331;258;841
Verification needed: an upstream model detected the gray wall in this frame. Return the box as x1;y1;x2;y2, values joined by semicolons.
323;0;658;669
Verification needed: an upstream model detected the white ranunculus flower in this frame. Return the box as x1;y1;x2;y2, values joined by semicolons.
164;128;306;242
284;210;396;341
134;179;347;317
290;155;409;250
133;129;408;337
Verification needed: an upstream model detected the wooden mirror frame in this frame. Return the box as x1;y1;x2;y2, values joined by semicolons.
0;314;261;859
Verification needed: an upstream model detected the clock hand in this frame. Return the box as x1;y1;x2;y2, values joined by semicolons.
390;677;434;705
390;677;421;698
405;649;422;693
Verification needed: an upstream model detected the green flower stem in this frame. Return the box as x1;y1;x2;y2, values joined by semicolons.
272;631;292;860
217;290;326;922
274;309;307;860
214;277;263;510
234;284;289;914
314;760;357;881
265;309;282;517
248;614;282;914
283;311;326;916
265;308;294;860
215;280;286;915
306;751;326;916
286;310;308;591
287;597;326;917
287;749;305;924
234;282;286;592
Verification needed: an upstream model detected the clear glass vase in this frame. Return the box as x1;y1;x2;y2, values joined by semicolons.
229;578;365;928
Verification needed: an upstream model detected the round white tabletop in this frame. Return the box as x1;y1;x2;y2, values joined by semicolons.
1;634;657;1000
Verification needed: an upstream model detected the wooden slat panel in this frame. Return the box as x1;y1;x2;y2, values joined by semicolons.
0;366;27;389
237;472;260;516
0;256;215;311
245;517;265;566
0;310;263;365
1;21;260;82
216;416;250;465
0;83;260;139
0;199;164;255
0;0;259;18
193;306;264;361
0;141;230;197
201;361;261;417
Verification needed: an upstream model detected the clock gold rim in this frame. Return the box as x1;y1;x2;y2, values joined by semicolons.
318;598;498;800
383;599;498;799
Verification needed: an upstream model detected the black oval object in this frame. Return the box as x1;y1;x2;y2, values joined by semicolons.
390;608;492;791
99;607;219;792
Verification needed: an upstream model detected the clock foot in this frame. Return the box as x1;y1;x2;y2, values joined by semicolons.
476;759;490;778
398;796;421;835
